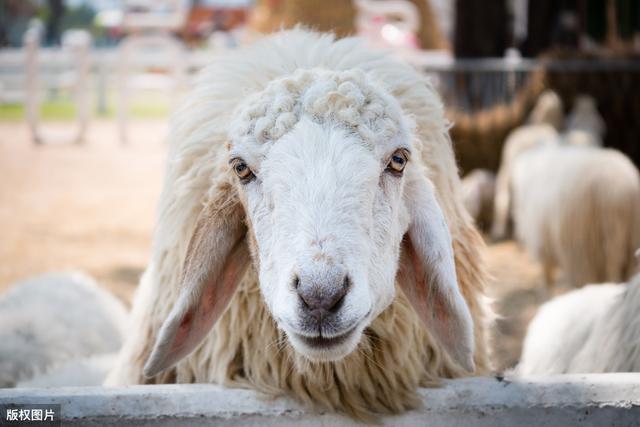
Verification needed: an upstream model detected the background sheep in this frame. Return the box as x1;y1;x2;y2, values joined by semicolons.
517;272;640;375
17;353;118;388
105;28;492;420
491;92;605;240
563;95;606;146
511;144;640;287
461;169;495;232
526;89;564;130
490;90;563;240
0;272;127;388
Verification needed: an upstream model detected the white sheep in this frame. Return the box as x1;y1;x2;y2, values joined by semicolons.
517;272;640;375
511;144;640;287
490;91;563;240
461;169;495;232
0;272;127;388
492;92;607;240
105;28;493;419
563;94;605;146
527;89;564;130
17;353;118;388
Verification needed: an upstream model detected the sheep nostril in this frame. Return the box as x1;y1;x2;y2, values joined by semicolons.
327;275;350;313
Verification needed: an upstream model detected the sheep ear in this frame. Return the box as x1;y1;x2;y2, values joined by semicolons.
398;170;475;372
143;190;249;378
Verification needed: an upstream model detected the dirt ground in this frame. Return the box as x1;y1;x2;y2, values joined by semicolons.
0;119;552;372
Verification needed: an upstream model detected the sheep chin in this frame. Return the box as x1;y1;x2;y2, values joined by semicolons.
285;325;364;363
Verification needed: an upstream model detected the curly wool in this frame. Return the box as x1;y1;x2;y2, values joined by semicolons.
230;69;410;147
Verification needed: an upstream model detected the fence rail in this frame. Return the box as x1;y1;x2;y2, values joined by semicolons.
0;374;638;426
2;46;640;112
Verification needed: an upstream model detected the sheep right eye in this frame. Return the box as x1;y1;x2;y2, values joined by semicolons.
386;148;410;175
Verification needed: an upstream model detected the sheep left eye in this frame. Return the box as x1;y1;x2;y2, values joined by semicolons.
387;149;409;174
231;159;254;182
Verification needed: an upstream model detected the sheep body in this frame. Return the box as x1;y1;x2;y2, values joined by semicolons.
491;92;606;240
106;28;492;419
461;169;495;232
0;272;127;388
517;273;640;374
491;123;558;239
511;144;640;286
491;87;564;241
17;353;118;388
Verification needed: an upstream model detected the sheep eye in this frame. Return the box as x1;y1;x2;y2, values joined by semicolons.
387;149;409;174
231;159;254;182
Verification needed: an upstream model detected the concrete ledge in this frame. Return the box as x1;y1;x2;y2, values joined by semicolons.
1;374;639;426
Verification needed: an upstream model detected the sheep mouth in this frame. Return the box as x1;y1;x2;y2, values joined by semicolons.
293;325;358;349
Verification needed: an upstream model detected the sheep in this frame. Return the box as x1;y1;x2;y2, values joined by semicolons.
0;272;127;388
461;169;495;232
105;28;493;420
510;144;640;287
563;94;605;146
491;92;607;240
17;353;118;388
517;272;640;375
490;90;563;240
527;89;564;131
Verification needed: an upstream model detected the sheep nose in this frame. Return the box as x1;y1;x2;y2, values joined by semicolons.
294;271;350;314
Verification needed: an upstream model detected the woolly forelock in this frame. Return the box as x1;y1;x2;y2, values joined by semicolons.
106;28;493;420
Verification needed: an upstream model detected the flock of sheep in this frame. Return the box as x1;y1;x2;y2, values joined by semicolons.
1;28;639;419
462;89;640;374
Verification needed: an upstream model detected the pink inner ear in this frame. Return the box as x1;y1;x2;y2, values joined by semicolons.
398;234;459;355
399;235;429;319
158;238;251;372
174;311;194;352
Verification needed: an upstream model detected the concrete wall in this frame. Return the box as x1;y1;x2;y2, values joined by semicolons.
1;374;639;426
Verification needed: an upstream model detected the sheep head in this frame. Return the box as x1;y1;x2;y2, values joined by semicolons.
143;69;474;377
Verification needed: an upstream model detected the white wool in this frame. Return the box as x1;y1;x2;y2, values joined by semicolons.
527;89;564;130
559;95;605;148
511;144;640;286
230;68;411;147
493;93;606;241
491;90;565;240
517;273;640;374
490;123;558;239
564;95;605;141
17;353;118;388
461;169;495;231
0;272;128;388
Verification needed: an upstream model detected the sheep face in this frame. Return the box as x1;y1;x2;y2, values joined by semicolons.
142;69;475;376
233;117;409;361
226;70;417;361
